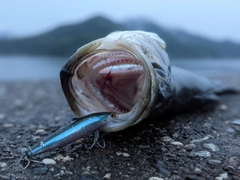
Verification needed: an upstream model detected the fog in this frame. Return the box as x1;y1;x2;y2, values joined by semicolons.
1;0;240;42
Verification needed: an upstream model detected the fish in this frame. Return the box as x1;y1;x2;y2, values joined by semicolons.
60;30;237;133
25;112;114;157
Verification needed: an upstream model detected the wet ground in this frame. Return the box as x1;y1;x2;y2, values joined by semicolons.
0;77;240;180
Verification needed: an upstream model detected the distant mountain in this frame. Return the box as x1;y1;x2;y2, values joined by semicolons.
0;16;125;56
0;16;240;59
124;19;240;59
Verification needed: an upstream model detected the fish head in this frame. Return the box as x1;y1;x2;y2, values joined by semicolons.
60;31;172;132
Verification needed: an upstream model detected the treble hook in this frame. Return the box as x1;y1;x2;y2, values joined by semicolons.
19;147;44;171
19;154;31;170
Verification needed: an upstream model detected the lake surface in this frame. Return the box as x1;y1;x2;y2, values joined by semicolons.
0;55;239;81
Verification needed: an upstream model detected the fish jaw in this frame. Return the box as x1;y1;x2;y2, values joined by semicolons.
60;31;170;132
73;50;145;114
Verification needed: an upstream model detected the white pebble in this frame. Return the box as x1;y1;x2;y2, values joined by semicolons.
170;141;183;146
2;123;13;128
194;168;202;173
160;136;173;142
103;172;111;179
231;119;240;125
219;104;228;110
0;162;7;168
190;135;213;143
190;151;211;157
35;129;47;134
184;144;196;150
116;152;122;156
215;177;223;180
42;158;56;165
54;154;73;162
122;153;130;157
220;172;228;179
203;143;219;152
149;177;164;180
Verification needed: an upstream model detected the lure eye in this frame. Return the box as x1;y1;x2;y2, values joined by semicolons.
111;112;118;118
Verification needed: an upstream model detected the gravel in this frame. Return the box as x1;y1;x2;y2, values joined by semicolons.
0;78;240;180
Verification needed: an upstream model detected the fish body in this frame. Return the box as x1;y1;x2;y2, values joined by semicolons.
25;112;113;157
60;30;235;132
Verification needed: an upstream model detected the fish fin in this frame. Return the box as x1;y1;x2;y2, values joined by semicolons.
194;93;219;101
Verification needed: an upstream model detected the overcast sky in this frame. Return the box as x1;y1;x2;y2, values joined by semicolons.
1;0;240;43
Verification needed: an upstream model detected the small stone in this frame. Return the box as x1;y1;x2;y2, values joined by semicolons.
0;162;7;168
190;135;213;144
190;151;211;157
65;170;73;175
220;172;228;179
62;155;74;162
42;158;56;165
231;119;240;125
60;170;65;176
208;159;222;165
35;129;47;135
170;141;183;146
203;143;219;152
203;123;212;129
50;167;54;172
226;127;235;133
194;168;202;173
54;116;61;122
161;147;168;152
103;172;111;179
122;153;130;157
54;154;73;162
160;136;173;142
215;177;223;180
116;152;122;156
219;104;228;110
86;166;91;171
184;144;196;150
230;119;240;131
2;123;14;128
149;177;164;180
54;173;61;177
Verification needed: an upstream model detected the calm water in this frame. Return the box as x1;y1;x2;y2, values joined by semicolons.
0;55;239;81
0;55;67;80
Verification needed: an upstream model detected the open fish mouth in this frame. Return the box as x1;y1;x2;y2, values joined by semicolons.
72;50;145;114
60;31;170;132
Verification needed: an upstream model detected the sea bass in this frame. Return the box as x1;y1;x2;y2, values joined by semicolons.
60;31;234;132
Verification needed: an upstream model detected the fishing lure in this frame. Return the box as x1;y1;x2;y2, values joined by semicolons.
24;112;114;158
